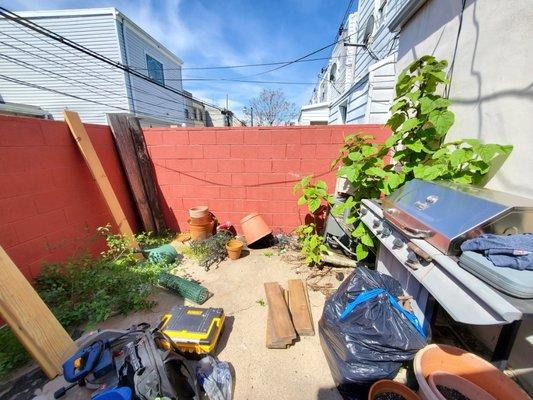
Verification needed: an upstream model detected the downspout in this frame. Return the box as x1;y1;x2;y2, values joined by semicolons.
114;12;137;116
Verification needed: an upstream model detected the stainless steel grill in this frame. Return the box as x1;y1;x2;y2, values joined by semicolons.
381;179;533;255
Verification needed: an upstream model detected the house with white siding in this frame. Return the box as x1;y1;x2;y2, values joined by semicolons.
299;0;409;125
0;8;191;125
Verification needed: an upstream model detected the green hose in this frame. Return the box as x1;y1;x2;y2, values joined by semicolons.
142;244;178;264
158;272;209;304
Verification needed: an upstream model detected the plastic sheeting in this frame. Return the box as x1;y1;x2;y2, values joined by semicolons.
319;267;428;399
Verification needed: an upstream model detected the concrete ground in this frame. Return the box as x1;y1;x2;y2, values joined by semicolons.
33;249;344;400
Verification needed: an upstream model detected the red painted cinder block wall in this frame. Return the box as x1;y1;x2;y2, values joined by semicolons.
144;125;390;234
0;115;138;280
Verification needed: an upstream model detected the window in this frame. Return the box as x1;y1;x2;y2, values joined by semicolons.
339;103;348;124
184;108;189;119
320;81;327;102
146;54;164;85
199;110;203;121
329;63;337;82
193;108;198;120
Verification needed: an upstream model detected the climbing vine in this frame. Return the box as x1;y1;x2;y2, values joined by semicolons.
296;55;513;262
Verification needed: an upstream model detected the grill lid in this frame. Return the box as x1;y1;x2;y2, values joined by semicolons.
381;179;533;254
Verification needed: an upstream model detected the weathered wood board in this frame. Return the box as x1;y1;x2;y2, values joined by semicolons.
288;279;315;336
107;114;166;234
264;282;296;346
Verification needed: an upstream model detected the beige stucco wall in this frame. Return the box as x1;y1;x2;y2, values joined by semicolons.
397;0;533;392
397;0;533;199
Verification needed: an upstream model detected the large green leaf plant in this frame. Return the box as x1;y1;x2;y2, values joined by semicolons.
301;56;512;262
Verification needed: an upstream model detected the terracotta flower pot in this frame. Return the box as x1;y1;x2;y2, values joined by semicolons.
226;239;244;260
428;371;496;400
189;206;209;219
189;213;212;225
240;212;271;245
414;344;530;400
188;219;213;241
368;380;421;400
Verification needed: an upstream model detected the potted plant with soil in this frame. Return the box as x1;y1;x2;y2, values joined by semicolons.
368;380;421;400
226;239;244;260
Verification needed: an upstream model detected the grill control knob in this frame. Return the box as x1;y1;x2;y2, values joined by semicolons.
407;250;418;263
373;219;381;228
360;208;368;216
381;227;391;238
393;238;404;249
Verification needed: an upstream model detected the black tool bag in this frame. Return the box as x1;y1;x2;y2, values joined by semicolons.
118;327;201;400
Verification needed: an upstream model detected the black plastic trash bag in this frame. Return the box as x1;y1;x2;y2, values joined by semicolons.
319;267;428;399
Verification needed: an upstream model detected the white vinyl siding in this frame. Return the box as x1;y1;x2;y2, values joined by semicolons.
0;12;128;124
119;21;185;124
328;0;409;124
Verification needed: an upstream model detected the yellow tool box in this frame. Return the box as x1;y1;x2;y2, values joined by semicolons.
160;305;225;354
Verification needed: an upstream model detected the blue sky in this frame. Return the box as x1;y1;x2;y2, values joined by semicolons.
8;0;355;118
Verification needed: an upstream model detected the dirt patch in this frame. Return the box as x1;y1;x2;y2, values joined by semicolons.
33;249;343;399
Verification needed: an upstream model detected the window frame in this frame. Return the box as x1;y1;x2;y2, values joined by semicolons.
145;53;165;85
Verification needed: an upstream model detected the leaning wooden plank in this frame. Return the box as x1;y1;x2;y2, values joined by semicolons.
264;282;296;342
107;113;156;232
288;279;315;336
126;114;166;233
0;246;75;378
64;110;137;247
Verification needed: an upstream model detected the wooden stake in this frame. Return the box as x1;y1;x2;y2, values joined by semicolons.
0;246;75;378
63;110;137;246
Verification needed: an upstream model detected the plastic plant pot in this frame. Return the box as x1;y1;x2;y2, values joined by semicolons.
368;379;421;400
225;239;244;260
414;344;530;400
239;212;271;245
428;371;496;400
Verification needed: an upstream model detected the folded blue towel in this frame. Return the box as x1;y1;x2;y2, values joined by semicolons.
461;233;533;270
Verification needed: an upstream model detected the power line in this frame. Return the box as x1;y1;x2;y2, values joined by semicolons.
0;7;230;115
174;77;316;85
0;46;187;115
0;73;170;121
128;55;349;71
248;31;359;78
0;18;182;107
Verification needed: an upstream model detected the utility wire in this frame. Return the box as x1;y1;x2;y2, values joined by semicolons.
172;77;316;85
128;55;349;71
0;19;181;106
0;73;170;120
0;74;180;123
0;7;232;115
247;31;359;78
0;32;192;111
0;47;187;114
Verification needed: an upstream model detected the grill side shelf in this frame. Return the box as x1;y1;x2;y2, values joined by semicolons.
361;199;521;325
